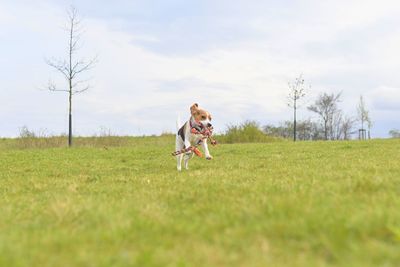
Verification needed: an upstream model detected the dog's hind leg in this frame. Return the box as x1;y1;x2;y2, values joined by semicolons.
184;152;194;170
176;135;184;171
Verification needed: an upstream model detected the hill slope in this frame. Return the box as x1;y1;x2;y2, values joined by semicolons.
1;138;399;267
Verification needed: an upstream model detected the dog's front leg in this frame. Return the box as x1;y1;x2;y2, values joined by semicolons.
201;140;212;160
184;152;193;170
176;154;183;171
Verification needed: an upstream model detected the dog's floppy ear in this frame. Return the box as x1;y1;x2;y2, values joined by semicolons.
190;103;199;115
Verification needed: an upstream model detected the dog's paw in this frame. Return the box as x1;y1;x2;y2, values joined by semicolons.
206;155;213;160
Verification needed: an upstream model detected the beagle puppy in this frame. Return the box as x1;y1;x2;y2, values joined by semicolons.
176;103;213;171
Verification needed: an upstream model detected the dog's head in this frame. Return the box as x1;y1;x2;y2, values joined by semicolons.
190;103;212;127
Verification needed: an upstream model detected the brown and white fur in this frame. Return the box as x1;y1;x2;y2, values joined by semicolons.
176;103;213;171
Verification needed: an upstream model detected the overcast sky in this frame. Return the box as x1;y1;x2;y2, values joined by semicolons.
1;0;400;137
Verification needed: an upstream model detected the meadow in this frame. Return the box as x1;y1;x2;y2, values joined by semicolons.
1;136;400;267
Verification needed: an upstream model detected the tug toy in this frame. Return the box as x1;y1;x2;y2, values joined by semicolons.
172;125;217;157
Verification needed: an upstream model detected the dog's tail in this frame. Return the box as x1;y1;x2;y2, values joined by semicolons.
176;115;182;132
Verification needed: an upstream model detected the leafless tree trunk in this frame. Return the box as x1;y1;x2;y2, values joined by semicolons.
288;74;308;142
357;95;371;140
45;6;96;147
367;119;373;139
308;92;341;140
341;116;356;140
331;110;343;140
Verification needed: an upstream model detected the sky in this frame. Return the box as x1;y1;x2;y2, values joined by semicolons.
1;0;400;137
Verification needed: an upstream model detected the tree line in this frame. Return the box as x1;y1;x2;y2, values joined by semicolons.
270;75;373;141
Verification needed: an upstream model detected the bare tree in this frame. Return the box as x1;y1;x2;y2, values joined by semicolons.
331;110;343;140
341;116;356;140
296;119;323;141
356;95;371;139
308;92;341;140
296;119;312;141
264;121;293;139
367;118;373;139
357;96;368;130
288;74;307;142
45;6;96;147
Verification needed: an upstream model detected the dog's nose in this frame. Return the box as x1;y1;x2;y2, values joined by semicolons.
207;123;212;127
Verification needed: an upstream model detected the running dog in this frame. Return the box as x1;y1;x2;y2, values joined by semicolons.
175;103;213;171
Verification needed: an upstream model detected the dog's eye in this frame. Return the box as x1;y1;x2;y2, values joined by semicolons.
201;116;206;120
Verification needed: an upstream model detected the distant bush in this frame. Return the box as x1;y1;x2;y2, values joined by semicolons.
16;137;65;150
160;132;175;138
217;121;280;144
389;129;400;138
10;126;132;149
96;126;114;137
19;126;37;138
15;126;63;149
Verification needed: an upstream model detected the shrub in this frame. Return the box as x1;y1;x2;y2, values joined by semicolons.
19;126;37;138
217;121;280;144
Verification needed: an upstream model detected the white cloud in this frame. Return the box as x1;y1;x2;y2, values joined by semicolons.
1;0;400;137
367;86;400;111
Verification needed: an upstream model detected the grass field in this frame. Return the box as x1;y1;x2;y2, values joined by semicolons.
1;137;400;267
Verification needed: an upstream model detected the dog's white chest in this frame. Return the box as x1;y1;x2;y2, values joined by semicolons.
189;134;202;145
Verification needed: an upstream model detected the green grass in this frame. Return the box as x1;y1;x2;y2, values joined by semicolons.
1;137;400;267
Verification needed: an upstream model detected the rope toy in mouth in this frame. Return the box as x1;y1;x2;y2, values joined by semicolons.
171;125;217;157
